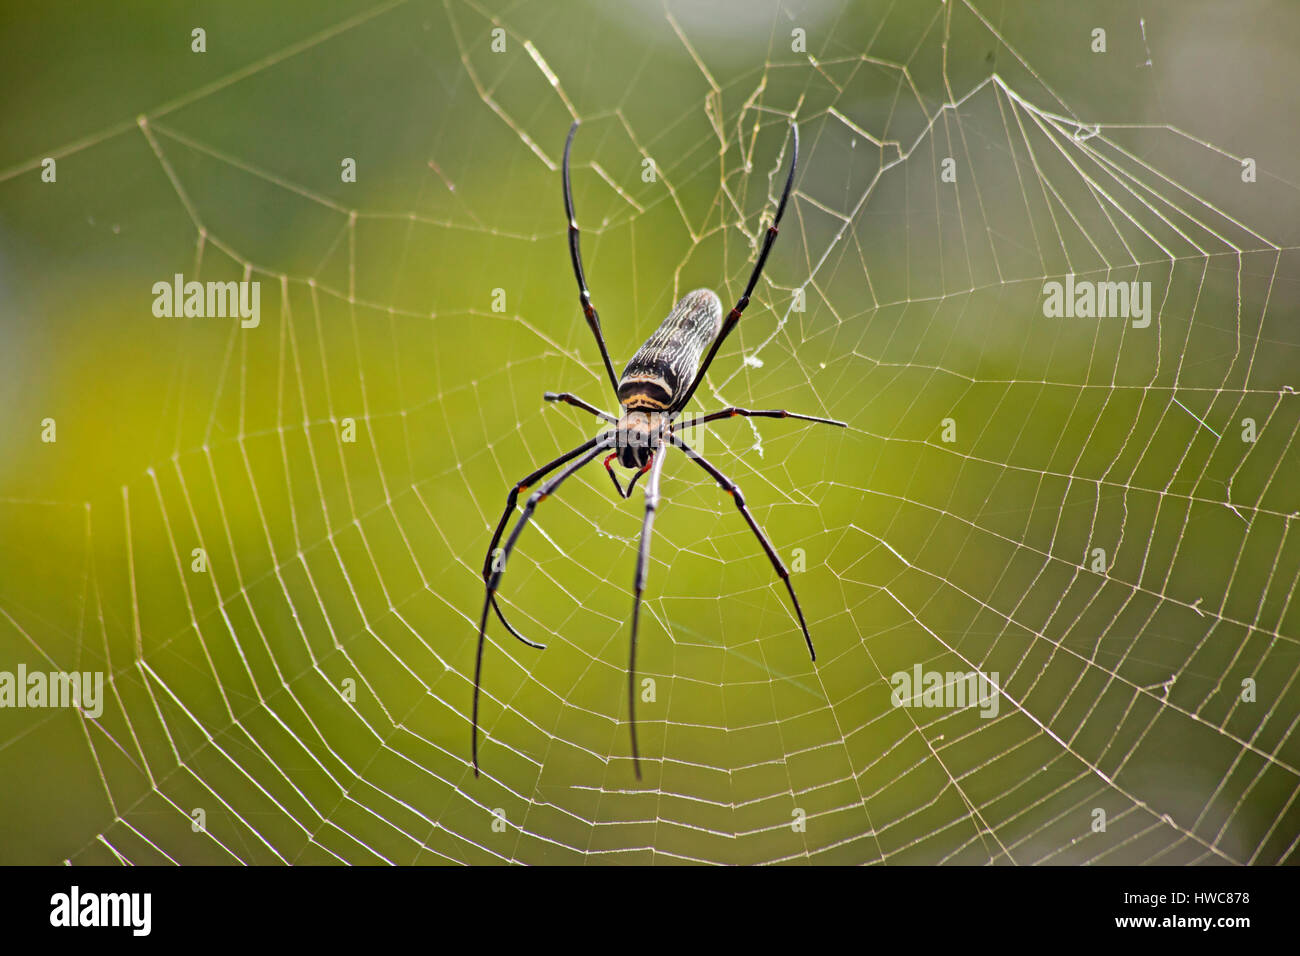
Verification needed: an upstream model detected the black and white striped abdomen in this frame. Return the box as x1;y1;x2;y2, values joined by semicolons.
617;289;722;410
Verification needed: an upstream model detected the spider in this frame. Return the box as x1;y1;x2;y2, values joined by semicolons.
474;119;844;779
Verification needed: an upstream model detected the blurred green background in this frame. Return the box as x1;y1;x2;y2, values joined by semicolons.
1;0;1298;864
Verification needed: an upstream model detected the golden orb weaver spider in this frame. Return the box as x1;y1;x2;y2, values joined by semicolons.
474;120;844;778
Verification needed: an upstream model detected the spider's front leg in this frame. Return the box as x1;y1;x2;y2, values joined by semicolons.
480;434;607;649
668;434;817;662
626;446;668;780
474;434;615;776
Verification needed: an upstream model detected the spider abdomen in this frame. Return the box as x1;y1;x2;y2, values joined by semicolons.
617;288;722;410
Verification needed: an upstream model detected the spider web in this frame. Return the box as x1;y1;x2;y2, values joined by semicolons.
2;0;1299;865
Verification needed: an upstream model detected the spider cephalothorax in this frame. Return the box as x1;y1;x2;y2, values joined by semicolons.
473;119;845;779
610;410;666;474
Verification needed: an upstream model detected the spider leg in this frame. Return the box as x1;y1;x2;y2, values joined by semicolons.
687;406;846;428
672;122;799;415
669;434;817;662
563;121;621;398
474;434;615;776
544;391;617;424
482;434;607;648
627;447;667;780
624;458;654;498
603;450;654;500
603;453;628;498
489;597;539;648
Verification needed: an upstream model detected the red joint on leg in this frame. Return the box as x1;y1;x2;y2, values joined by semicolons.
603;453;629;498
